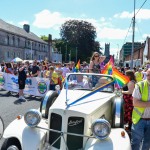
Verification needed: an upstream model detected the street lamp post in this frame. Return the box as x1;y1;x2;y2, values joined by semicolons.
130;0;136;69
65;44;67;62
76;47;77;63
69;49;71;62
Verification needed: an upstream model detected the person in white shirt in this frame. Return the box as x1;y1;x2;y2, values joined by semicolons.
62;63;71;77
142;68;148;80
69;74;90;89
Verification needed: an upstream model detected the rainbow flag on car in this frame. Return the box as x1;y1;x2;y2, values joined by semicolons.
112;68;130;89
101;56;129;88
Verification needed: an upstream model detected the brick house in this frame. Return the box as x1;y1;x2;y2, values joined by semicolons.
123;37;150;67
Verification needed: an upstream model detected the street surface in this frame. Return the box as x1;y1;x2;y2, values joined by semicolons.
0;89;42;149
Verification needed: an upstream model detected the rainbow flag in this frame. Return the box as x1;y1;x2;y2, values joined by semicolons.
112;68;130;89
101;56;129;88
101;56;114;75
74;60;80;72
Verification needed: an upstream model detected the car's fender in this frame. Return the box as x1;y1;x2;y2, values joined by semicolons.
3;117;47;150
84;128;131;150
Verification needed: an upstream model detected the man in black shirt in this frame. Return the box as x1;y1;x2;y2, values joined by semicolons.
31;60;40;77
18;62;28;100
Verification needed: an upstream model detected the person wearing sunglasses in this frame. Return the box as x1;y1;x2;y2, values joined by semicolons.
131;68;150;150
89;52;106;74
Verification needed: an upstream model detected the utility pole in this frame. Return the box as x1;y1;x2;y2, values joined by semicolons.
69;49;71;62
76;47;77;63
65;44;67;62
130;0;136;69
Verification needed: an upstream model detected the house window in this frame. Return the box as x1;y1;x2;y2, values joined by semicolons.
28;41;30;47
7;51;9;58
18;38;20;47
43;45;45;51
39;55;40;60
39;44;40;51
12;36;15;46
7;36;9;45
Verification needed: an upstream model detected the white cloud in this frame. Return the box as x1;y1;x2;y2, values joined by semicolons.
33;9;70;29
110;47;119;56
142;34;150;39
97;27;132;40
114;11;132;19
32;9;132;41
114;9;150;20
33;9;113;32
18;20;29;26
100;17;105;22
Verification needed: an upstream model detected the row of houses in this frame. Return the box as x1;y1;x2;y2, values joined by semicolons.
119;37;150;68
0;19;62;63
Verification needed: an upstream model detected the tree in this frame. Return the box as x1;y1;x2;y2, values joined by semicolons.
60;20;97;62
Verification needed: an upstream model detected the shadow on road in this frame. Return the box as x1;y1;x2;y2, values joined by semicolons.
13;95;43;104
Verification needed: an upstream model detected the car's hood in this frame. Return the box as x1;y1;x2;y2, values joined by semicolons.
51;89;115;115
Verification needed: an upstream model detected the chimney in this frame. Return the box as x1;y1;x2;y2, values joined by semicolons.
23;24;30;33
48;34;52;42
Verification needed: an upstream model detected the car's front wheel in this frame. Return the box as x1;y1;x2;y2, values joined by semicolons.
1;138;21;150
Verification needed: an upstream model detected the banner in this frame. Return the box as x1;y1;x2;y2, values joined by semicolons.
0;72;50;97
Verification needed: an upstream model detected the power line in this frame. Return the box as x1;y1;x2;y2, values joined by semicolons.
136;22;143;40
135;0;148;16
122;19;133;45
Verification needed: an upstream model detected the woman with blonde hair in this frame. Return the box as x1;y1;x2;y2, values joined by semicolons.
89;52;106;73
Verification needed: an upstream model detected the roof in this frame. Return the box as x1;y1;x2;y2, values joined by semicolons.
0;19;47;44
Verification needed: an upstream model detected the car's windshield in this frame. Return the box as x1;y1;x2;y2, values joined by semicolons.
64;74;114;92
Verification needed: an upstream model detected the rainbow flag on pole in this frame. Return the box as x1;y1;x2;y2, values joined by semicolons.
112;68;130;88
73;60;80;72
101;56;129;88
101;56;114;75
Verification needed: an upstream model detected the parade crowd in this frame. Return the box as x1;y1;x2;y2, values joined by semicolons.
1;51;150;150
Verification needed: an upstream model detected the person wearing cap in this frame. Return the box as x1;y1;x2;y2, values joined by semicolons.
135;68;143;82
131;68;150;150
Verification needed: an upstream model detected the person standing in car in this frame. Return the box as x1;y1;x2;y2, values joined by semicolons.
31;60;40;77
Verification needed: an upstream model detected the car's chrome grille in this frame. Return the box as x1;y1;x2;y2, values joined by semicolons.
67;117;84;150
49;113;62;149
49;114;84;150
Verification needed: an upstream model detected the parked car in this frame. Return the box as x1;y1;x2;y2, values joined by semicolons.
2;73;131;150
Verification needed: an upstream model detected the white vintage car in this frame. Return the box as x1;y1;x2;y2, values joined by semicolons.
2;73;131;150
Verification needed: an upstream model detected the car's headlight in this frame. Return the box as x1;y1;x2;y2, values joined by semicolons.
24;109;41;127
91;119;111;140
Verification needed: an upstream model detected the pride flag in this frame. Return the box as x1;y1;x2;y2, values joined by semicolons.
73;60;80;72
76;60;80;70
101;56;129;88
101;56;114;75
112;68;130;88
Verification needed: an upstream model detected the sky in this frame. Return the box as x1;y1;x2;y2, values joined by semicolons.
1;0;150;58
